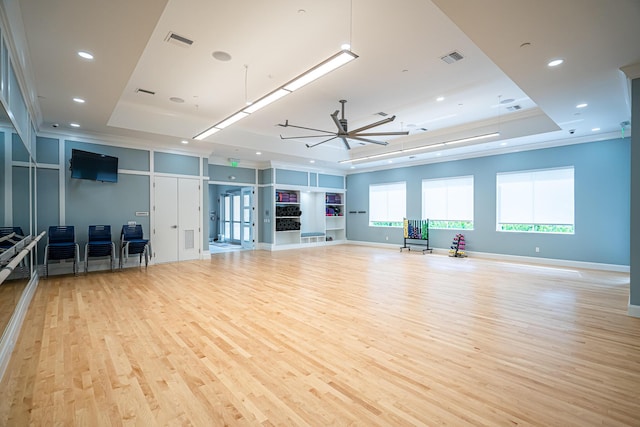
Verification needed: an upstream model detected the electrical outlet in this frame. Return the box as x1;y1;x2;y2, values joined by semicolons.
385;236;389;241
535;247;540;253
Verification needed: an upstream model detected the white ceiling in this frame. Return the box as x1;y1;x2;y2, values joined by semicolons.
9;0;640;172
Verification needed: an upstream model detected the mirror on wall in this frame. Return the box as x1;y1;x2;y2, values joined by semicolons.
0;101;33;343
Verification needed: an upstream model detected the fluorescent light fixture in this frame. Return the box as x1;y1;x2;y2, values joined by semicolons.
339;132;499;164
78;51;94;60
284;50;358;91
216;111;249;129
194;127;221;140
243;89;290;114
194;49;358;141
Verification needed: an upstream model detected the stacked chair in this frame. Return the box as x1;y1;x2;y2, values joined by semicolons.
0;227;25;252
120;224;151;268
84;225;115;273
44;225;79;276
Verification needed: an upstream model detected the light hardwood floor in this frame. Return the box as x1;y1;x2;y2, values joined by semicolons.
1;245;638;426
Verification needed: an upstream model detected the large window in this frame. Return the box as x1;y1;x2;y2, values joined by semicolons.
369;182;406;227
496;167;574;233
422;176;474;229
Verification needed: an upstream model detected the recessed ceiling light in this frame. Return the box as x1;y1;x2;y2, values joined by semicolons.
70;123;80;128
499;98;515;104
350;166;355;169
309;160;315;163
181;140;189;144
77;51;94;60
73;97;85;103
591;127;600;132
548;58;564;67
436;96;445;102
170;97;185;103
500;142;508;146
256;151;262;155
212;51;232;62
576;103;588;109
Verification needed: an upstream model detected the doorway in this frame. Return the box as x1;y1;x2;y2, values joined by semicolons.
209;184;255;253
154;176;201;263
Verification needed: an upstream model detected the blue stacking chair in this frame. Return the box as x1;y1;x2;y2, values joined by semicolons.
84;225;115;273
0;227;25;251
120;224;150;268
44;225;79;276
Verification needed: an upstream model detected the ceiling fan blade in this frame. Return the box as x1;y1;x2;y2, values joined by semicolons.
348;136;389;146
353;131;409;136
280;134;339;140
340;137;351;150
278;122;335;135
305;136;337;148
330;110;346;133
348;115;398;134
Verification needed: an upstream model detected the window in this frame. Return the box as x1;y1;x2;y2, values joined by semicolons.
369;182;406;227
422;176;474;229
496;167;574;233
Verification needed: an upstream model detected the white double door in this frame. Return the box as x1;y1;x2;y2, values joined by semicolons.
154;176;201;264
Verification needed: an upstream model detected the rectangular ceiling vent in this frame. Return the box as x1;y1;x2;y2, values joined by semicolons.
376;112;389;117
135;88;156;95
506;104;522;111
165;31;194;48
441;51;464;64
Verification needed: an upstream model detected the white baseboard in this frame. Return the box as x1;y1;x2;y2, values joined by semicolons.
346;241;629;272
0;273;39;383
628;304;640;318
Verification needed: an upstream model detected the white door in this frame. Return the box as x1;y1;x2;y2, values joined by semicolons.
154;176;200;263
241;187;255;249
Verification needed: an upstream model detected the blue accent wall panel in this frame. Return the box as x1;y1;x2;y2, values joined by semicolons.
259;186;273;243
36;168;60;263
154;152;199;176
65;173;150;250
12;133;28;162
66;140;149;171
310;173;318;187
0;131;5;225
259;169;273;185
318;173;344;189
36;137;59;164
630;78;640;306
11;165;29;232
346;138;630;266
275;169;307;186
209;164;256;183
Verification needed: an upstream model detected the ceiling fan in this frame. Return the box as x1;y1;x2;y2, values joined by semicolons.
278;99;409;150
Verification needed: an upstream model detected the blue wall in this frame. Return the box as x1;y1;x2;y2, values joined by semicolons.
347;138;630;266
630;78;639;306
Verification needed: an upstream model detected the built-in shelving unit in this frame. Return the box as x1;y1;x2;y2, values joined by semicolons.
275;190;301;245
325;192;345;242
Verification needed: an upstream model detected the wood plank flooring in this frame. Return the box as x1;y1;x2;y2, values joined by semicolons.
0;245;639;426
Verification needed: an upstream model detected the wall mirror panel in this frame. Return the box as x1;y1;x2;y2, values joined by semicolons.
0;101;33;344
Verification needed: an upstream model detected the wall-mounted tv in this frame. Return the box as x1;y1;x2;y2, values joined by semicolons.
70;149;119;183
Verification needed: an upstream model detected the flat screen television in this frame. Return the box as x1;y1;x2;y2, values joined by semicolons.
70;149;119;183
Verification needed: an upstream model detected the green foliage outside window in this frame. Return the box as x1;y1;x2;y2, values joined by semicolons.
370;221;404;227
429;220;474;230
498;224;574;234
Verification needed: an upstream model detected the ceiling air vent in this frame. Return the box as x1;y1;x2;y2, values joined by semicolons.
376;112;389;117
506;105;522;112
165;32;194;48
135;88;156;95
441;51;464;64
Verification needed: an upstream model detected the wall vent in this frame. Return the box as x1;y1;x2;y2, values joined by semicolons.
506;105;522;112
165;32;194;48
441;51;464;64
135;88;156;95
